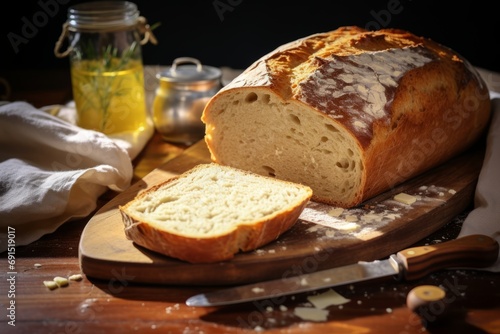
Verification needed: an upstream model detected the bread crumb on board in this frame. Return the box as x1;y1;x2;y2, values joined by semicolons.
328;208;344;217
393;192;417;205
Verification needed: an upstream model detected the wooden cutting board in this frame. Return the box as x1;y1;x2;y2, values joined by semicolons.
79;140;484;286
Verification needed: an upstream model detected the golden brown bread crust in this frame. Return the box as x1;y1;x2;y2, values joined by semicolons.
364;56;490;200
119;165;312;263
120;199;308;263
203;26;491;207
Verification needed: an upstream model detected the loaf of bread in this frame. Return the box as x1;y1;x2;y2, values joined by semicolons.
119;163;312;263
202;26;491;208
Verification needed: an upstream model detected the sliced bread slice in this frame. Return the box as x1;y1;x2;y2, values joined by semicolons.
119;163;313;263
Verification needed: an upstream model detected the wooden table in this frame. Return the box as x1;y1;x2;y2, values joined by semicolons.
1;68;500;334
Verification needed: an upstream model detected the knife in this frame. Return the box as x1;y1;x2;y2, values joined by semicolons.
186;234;499;307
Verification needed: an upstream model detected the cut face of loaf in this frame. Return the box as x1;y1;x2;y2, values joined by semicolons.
119;163;312;263
204;89;363;207
213;90;365;206
202;26;491;208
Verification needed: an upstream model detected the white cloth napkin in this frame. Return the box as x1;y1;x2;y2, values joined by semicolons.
0;101;153;252
457;91;500;271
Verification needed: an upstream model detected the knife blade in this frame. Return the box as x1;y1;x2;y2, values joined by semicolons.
186;234;498;307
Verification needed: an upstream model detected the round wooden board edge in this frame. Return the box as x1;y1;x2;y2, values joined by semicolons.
79;142;484;286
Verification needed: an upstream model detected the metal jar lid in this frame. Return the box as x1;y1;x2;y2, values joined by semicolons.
157;57;221;84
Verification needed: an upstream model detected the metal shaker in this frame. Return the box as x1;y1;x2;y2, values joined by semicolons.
152;57;222;145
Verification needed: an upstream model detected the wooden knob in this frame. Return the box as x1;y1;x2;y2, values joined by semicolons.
407;285;468;328
406;285;446;311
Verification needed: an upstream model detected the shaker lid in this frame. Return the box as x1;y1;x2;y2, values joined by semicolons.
158;57;221;83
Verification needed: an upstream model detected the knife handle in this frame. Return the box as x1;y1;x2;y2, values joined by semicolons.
396;234;499;281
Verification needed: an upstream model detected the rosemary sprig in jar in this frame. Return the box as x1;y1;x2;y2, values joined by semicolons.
70;38;145;133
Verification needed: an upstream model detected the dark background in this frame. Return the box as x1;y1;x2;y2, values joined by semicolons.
1;0;498;97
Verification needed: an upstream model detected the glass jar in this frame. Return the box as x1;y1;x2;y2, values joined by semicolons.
55;1;157;136
153;57;222;145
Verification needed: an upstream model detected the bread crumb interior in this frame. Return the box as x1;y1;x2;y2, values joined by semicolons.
126;165;311;237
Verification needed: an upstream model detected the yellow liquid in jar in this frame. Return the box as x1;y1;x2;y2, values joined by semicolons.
70;59;148;135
